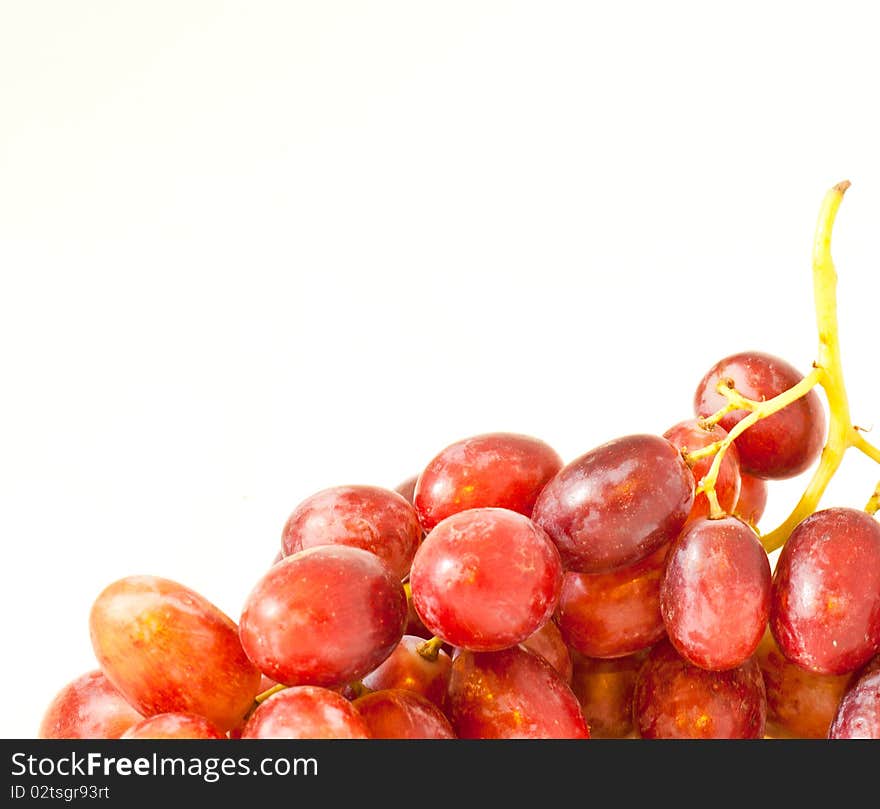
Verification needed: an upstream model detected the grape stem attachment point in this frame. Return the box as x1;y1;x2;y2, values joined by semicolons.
416;636;444;662
694;180;880;549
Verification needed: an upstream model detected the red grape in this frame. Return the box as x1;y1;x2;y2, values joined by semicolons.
89;575;261;732
693;351;825;479
532;434;694;573
633;640;767;738
555;542;668;659
281;485;421;580
409;508;562;651
447;646;589;738
755;629;850;738
361;635;452;708
353;689;455;739
662;419;741;519
39;670;142;739
240;545;407;687
770;507;880;675
520;620;573;683
569;651;646;739
413;432;563;532
734;473;768;527
241;686;370;739
394;475;418;505
828;656;880;739
661;516;771;670
121;713;225;739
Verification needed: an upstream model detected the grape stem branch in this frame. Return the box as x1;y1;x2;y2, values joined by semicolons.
694;181;880;550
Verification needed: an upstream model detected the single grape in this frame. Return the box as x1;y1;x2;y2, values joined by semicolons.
404;584;433;640
693;351;825;479
353;689;455;739
633;640;767;739
828;656;880;739
89;576;262;732
39;670;142;739
755;629;851;739
361;635;452;709
662;418;741;519
770;507;880;675
569;650;646;739
241;686;370;739
240;545;407;687
733;473;768;528
121;713;225;739
532;434;694;573
394;475;418;505
660;516;771;671
555;542;668;659
281;485;421;580
409;508;562;651
520;620;573;683
413;432;563;532
447;646;589;738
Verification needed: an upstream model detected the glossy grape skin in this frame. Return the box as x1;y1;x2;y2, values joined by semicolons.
662;419;741;519
828;657;880;739
39;670;143;739
532;434;694;573
770;507;880;675
633;640;767;739
755;629;850;739
410;508;562;652
734;473;768;528
240;545;407;688
241;686;370;739
521;620;573;683
447;646;589;739
661;516;771;671
281;485;421;580
555;542;668;659
413;432;563;533
353;689;455;739
121;713;225;739
89;576;262;732
569;651;646;739
693;351;826;480
361;635;452;709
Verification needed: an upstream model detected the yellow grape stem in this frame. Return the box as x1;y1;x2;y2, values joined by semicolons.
416;636;444;662
866;481;880;517
254;682;287;704
756;181;880;552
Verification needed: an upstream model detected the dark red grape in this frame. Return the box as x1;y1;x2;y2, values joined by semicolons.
770;507;880;675
734;473;769;527
693;351;825;479
661;516;771;670
555;542;668;658
121;713;225;739
413;432;563;532
242;686;370;739
663;419;741;519
89;576;262;732
281;485;421;580
447;646;589;738
532;434;693;573
520;620;573;683
569;651;646;739
755;629;850;738
409;508;562;651
39;670;142;739
394;475;418;505
361;635;452;708
828;656;880;739
240;545;407;687
353;689;455;739
633;640;767;739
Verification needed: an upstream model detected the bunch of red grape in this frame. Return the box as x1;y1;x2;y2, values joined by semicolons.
38;349;880;740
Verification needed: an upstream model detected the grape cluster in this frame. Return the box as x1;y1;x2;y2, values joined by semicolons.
38;183;880;740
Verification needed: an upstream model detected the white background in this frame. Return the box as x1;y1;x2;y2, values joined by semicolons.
2;2;879;738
